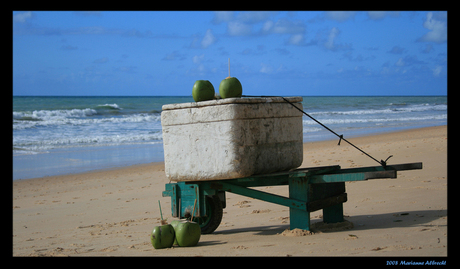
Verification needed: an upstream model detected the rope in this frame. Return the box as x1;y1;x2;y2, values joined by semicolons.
242;95;393;168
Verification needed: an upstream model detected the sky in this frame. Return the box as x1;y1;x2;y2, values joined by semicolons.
12;11;447;96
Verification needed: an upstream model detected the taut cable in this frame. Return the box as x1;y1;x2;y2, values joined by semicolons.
242;95;393;168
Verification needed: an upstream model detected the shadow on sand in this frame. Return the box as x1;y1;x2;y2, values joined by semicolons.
212;209;447;236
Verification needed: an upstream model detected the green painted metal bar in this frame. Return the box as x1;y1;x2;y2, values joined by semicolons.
308;170;397;183
288;177;311;230
309;172;367;184
228;165;342;186
306;162;421;184
162;183;174;197
163;182;203;218
214;181;308;211
319;162;422;175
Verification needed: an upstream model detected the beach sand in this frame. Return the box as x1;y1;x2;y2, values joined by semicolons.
13;125;447;256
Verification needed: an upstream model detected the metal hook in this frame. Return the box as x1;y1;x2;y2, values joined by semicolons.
338;135;344;146
381;155;393;168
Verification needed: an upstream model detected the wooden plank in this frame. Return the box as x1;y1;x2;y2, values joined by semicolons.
323;203;345;223
288;165;341;178
364;170;397;180
307;193;347;212
163;183;178;218
234;176;290;188
172;185;178;217
386;162;422;171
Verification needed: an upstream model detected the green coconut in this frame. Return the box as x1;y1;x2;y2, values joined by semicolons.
192;80;215;102
150;224;175;249
170;219;185;246
173;220;201;247
219;77;242;99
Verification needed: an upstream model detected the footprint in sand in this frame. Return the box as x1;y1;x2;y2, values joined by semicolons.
234;200;251;208
251;209;271;214
232;245;248;249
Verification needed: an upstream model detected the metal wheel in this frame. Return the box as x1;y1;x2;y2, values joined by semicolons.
192;195;223;234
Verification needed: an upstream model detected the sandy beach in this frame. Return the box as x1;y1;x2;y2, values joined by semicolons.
13;125;447;257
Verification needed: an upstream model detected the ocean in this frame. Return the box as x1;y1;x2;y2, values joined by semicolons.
13;96;447;180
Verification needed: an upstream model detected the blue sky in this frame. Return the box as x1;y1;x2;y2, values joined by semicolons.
13;11;447;96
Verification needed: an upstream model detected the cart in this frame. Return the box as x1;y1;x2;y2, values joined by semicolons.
162;162;422;234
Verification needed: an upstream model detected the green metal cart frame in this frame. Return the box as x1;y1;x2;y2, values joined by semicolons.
162;162;422;234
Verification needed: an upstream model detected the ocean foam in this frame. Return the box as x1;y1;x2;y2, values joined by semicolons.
302;114;447;126
97;103;122;110
13;109;160;130
13;106;163;154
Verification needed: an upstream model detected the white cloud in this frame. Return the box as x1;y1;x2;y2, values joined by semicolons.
116;66;137;73
324;27;340;50
227;21;252;36
418;12;447;43
201;29;216;48
276;64;288;73
395;55;425;67
220;12;305;40
192;54;204;64
79;26;109;35
237;11;274;24
387;46;406;54
395;58;405;67
212;11;234;24
288;34;305;46
367;11;400;20
196;64;205;73
271;19;306;34
318;27;352;51
187;54;219;76
13;11;33;23
260;63;273;74
189;29;217;49
261;18;307;46
93;57;109;64
262;20;274;33
73;11;102;17
367;11;386;20
162;51;186;61
188;54;207;76
421;44;434;54
325;11;357;22
262;18;306;35
432;66;442;77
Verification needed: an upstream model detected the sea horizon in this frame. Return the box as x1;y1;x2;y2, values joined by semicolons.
13;94;448;97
